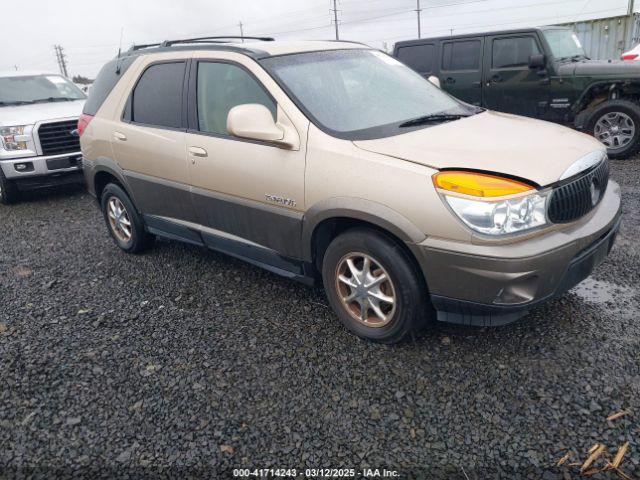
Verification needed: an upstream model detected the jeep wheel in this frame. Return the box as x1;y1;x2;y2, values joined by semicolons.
321;228;432;344
0;168;19;205
101;183;155;253
587;99;640;159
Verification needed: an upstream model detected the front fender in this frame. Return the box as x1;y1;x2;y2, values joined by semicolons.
301;197;427;262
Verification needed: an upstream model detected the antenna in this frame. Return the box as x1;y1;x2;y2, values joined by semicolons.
116;28;124;74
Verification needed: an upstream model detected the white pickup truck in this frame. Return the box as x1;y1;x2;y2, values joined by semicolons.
0;71;86;204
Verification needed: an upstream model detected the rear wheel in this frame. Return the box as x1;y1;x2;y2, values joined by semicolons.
0;168;19;205
587;99;640;159
321;228;432;344
100;183;154;253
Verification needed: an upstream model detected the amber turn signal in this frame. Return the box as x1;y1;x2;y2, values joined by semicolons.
433;171;534;197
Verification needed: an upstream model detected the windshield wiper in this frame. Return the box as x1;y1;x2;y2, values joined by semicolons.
31;97;74;103
399;113;469;128
0;100;35;106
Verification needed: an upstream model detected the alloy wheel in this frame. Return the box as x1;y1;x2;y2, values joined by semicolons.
594;111;636;152
335;252;397;327
107;197;133;243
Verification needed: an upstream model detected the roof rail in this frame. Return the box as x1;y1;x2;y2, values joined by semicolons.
130;42;162;51
160;36;275;47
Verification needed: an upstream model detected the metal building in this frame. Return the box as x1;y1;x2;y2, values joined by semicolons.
558;13;640;60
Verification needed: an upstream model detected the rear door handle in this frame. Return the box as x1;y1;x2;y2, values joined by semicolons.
491;74;503;83
188;146;208;157
113;131;127;141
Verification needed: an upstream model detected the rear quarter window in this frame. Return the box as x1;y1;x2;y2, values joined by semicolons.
83;56;135;116
396;44;435;74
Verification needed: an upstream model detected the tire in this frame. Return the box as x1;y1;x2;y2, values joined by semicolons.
0;168;19;205
321;228;433;344
586;99;640;159
100;183;154;253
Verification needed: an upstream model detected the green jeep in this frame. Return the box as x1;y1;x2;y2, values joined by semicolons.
394;26;640;159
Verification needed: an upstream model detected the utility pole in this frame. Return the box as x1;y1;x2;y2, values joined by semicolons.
54;45;69;77
238;21;244;42
415;0;422;39
628;0;635;15
331;0;340;41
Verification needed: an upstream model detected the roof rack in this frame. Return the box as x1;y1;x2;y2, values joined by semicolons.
130;42;162;51
160;36;275;47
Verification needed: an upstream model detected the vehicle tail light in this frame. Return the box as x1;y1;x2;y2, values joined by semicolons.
621;53;638;60
77;113;94;137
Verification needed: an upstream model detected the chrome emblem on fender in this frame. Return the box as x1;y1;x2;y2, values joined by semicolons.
265;194;296;207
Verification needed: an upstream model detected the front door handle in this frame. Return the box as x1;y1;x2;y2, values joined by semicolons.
491;74;503;83
444;77;456;84
188;146;208;157
113;131;127;141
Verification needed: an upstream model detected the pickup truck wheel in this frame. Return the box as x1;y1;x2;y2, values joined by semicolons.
100;183;155;253
587;99;640;159
0;168;19;205
321;228;432;344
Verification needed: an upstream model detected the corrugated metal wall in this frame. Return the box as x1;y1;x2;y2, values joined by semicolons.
558;14;640;60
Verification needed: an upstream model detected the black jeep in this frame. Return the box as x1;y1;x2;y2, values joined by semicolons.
394;26;640;158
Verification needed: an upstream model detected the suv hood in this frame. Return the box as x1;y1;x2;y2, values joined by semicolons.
353;111;604;187
557;58;640;77
0;99;85;127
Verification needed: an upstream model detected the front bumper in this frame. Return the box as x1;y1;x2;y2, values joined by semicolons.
0;152;83;180
409;180;622;326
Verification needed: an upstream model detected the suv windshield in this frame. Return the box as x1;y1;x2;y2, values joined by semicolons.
0;74;86;106
261;49;474;139
543;29;587;60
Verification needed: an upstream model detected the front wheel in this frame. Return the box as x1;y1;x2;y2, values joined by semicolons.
0;168;19;205
587;99;640;159
321;228;432;344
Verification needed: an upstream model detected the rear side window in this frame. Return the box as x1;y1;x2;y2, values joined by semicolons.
83;56;135;115
396;44;435;74
196;62;276;136
442;40;481;71
131;62;185;128
492;36;540;68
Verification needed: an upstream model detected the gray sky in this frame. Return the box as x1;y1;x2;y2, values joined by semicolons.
0;0;633;78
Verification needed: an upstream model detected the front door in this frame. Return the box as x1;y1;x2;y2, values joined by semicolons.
483;34;549;118
184;57;307;259
439;37;483;106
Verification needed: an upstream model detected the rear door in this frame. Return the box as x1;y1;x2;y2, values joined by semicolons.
483;33;549;118
111;58;197;224
439;37;483;106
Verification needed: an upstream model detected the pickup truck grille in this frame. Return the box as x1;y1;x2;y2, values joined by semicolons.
37;120;79;156
548;158;609;224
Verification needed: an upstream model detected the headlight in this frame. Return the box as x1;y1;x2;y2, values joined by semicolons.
433;171;548;236
0;125;30;151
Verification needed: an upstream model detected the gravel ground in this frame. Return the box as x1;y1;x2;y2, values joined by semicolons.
1;159;639;480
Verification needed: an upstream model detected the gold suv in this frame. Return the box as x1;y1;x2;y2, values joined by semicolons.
80;37;621;343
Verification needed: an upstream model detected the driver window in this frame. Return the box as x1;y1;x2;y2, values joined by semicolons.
197;62;277;136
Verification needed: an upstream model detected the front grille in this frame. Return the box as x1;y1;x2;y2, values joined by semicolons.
37;120;79;156
548;159;610;223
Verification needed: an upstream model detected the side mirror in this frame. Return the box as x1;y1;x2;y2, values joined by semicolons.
528;54;546;69
427;75;441;88
227;104;284;143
